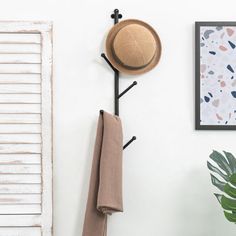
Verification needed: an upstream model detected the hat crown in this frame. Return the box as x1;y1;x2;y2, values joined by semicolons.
112;24;156;69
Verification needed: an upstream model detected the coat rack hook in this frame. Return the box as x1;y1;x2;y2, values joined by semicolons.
101;53;117;73
123;136;136;150
118;81;137;99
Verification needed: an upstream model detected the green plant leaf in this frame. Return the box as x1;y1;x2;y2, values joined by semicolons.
214;193;223;204
224;183;236;198
211;174;226;191
221;195;236;211
229;174;236;187
224;211;236;222
208;150;236;224
207;161;228;181
223;151;236;173
210;150;232;176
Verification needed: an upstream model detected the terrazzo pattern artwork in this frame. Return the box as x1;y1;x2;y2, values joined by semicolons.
200;26;236;126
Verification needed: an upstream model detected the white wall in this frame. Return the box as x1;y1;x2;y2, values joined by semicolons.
2;0;236;235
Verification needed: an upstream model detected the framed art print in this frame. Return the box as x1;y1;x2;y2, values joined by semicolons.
196;22;236;130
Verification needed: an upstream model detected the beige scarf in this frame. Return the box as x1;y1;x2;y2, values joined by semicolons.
82;111;123;236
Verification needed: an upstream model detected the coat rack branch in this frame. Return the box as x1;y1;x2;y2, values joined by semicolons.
118;81;137;98
101;54;137;99
100;110;136;150
123;136;136;150
101;9;137;150
101;53;117;73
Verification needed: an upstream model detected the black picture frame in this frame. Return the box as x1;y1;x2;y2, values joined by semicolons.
195;21;236;130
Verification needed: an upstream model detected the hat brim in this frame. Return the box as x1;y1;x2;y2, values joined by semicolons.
106;19;162;75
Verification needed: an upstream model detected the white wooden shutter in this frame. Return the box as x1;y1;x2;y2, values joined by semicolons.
0;22;53;236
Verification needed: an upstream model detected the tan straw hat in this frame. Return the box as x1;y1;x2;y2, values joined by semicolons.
106;19;161;75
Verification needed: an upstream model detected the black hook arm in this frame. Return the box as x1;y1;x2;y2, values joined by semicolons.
100;110;136;150
101;53;117;73
101;53;137;99
123;136;136;149
118;81;137;98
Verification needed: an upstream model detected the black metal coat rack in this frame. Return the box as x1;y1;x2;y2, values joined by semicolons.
101;9;137;150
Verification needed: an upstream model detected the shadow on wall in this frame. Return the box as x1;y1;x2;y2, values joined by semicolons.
73;118;97;236
173;168;235;236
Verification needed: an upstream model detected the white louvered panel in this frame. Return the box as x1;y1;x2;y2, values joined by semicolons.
0;143;41;153
0;44;40;54
0;174;41;184
0;114;40;124
0;227;41;236
0;205;41;214
0;104;40;113
0;84;40;93
0;134;41;143
0;154;41;164
0;194;41;204
0;94;40;104
0;64;40;74
0;215;41;226
0;74;41;83
0;184;41;194
0;54;41;64
0;22;53;236
0;33;40;44
0;165;41;174
0;124;40;133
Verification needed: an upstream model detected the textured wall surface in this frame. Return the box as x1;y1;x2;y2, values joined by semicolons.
3;0;236;235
